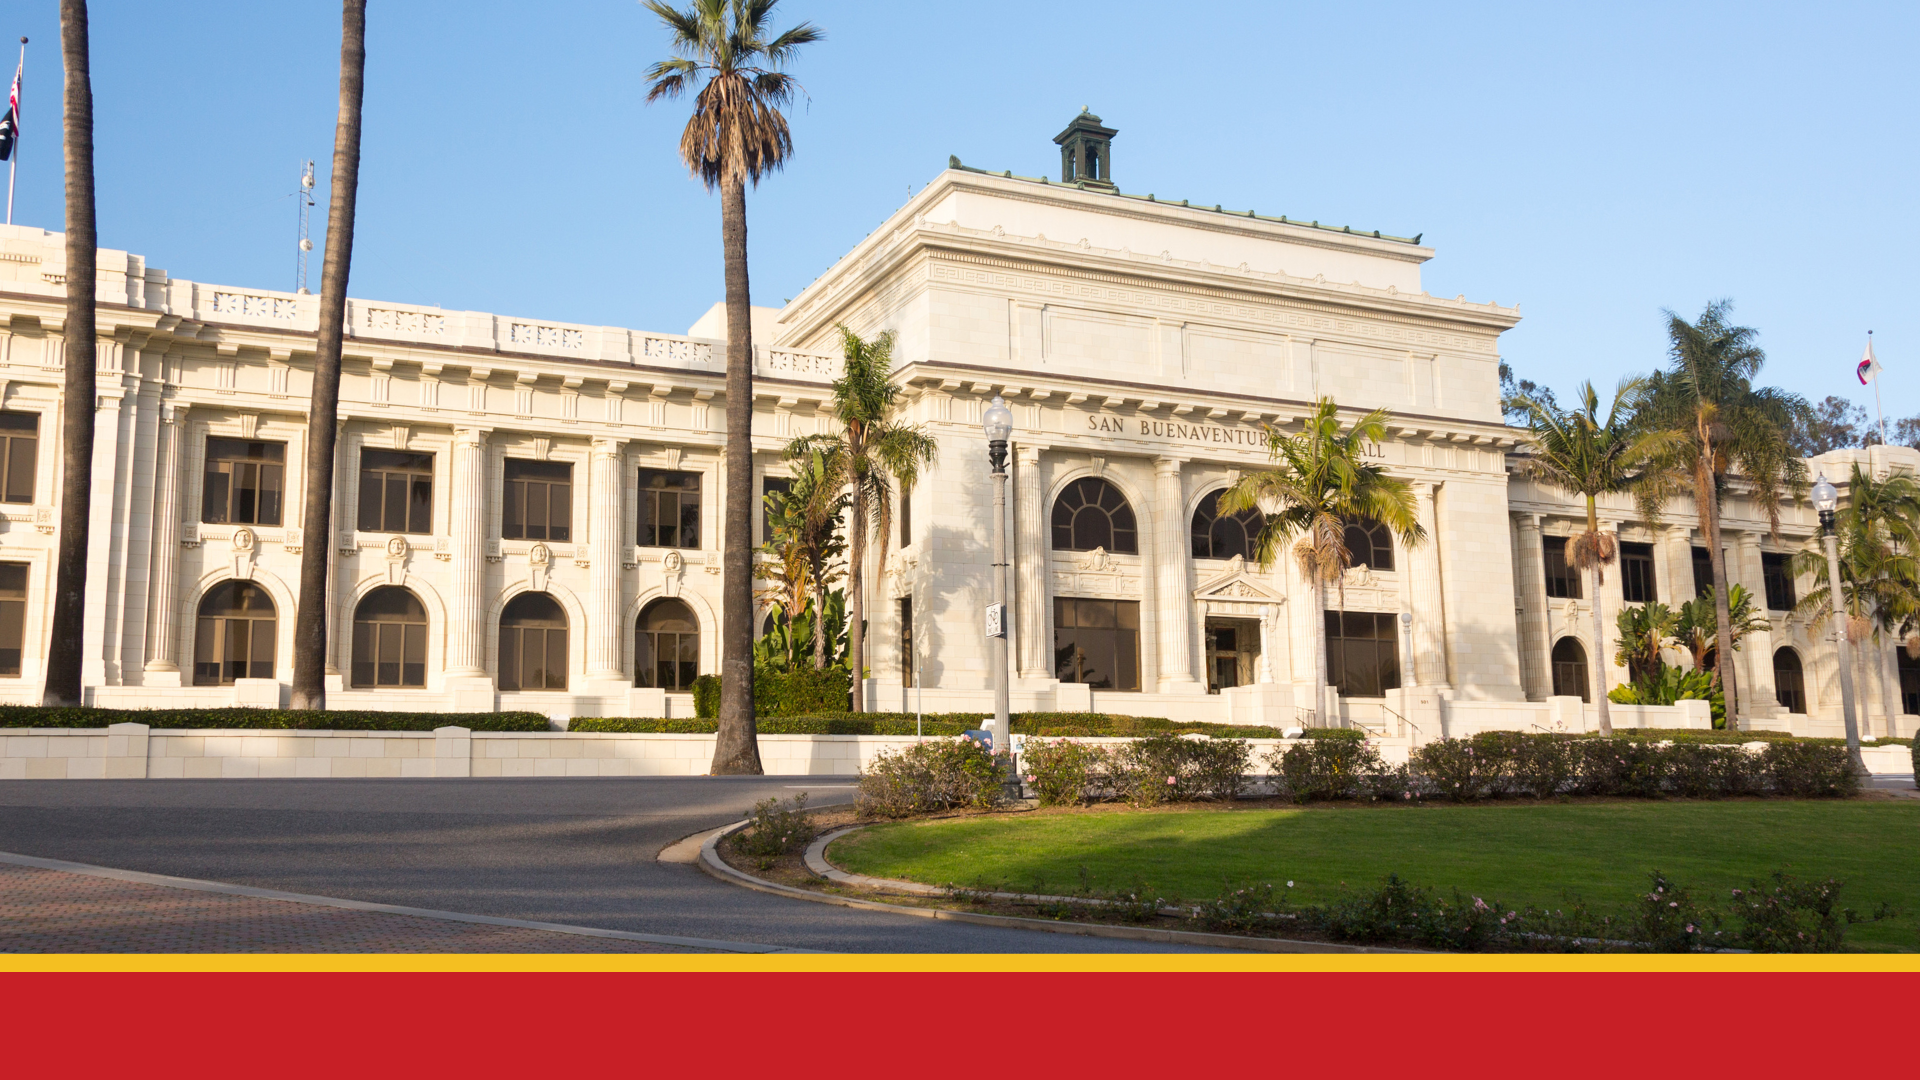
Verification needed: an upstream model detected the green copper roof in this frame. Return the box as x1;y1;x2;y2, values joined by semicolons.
944;155;1423;246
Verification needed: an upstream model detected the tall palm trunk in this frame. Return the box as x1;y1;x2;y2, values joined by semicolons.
710;172;761;774
1583;498;1613;735
846;483;866;712
42;0;95;708
290;0;366;712
1311;577;1329;726
1693;450;1742;730
812;576;826;670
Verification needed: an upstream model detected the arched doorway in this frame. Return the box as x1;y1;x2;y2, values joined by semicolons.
499;592;568;691
1773;647;1806;715
1550;637;1589;701
636;598;699;690
194;581;277;686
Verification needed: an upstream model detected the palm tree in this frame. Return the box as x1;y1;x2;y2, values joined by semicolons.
42;0;96;708
760;446;847;668
1219;397;1424;726
289;0;367;712
1511;378;1669;735
1673;584;1769;674
644;0;821;770
789;327;937;711
1637;301;1811;729
1791;464;1920;738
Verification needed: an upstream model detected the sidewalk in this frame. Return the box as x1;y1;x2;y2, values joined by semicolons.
0;861;711;953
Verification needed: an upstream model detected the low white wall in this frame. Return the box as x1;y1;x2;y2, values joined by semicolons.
1;725;1907;781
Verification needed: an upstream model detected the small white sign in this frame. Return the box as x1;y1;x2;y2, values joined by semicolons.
985;602;1007;639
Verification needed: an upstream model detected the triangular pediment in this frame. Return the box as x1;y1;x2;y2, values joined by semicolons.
1193;557;1284;603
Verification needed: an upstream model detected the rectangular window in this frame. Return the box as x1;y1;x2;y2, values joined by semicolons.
639;470;701;548
0;562;26;677
900;596;914;688
1620;542;1656;604
1542;536;1582;599
0;412;38;504
1762;553;1796;611
202;438;285;525
1325;611;1401;698
1053;597;1140;691
1692;546;1716;598
502;459;572;541
760;476;791;544
358;450;434;534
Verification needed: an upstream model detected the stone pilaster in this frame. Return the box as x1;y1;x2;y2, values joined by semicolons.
1513;513;1549;699
1664;526;1696;602
1014;445;1050;679
585;436;626;680
143;404;184;682
445;427;489;678
82;370;126;688
1731;532;1777;714
1153;456;1199;690
1409;482;1449;688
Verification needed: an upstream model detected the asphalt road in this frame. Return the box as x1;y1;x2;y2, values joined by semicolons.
0;777;1208;953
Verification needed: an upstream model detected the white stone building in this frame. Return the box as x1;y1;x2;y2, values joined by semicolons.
0;113;1909;739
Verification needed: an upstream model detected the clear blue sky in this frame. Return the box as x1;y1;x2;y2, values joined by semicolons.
6;1;1917;420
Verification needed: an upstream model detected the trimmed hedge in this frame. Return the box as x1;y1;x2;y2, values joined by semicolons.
0;705;551;732
567;711;1312;739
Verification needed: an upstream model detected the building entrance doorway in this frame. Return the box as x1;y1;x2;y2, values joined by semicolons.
1205;617;1262;693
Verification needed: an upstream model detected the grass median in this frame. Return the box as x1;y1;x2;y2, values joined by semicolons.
829;800;1920;951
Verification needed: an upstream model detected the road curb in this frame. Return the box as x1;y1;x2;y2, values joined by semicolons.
702;820;1408;954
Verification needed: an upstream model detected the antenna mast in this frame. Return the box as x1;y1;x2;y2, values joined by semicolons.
294;160;315;294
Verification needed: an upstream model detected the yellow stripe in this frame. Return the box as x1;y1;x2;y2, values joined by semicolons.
1;954;1914;974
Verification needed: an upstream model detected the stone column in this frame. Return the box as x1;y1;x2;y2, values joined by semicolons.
1014;445;1050;679
585;436;626;681
445;427;489;679
1153;456;1199;691
1731;532;1777;714
143;404;184;683
82;379;126;688
1513;514;1550;699
1664;526;1696;602
1408;482;1450;688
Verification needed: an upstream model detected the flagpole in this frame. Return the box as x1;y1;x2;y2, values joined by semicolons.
1869;331;1887;445
5;37;21;227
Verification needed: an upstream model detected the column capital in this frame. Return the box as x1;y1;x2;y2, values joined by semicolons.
1412;479;1440;500
1153;455;1186;475
591;435;628;457
452;426;491;446
1514;511;1542;533
1015;443;1042;466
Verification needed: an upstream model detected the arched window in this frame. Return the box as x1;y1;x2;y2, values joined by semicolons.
1051;478;1137;554
1774;647;1807;715
193;581;277;686
1551;637;1590;702
352;587;427;688
1343;516;1394;571
636;598;699;691
1191;489;1265;561
499;592;567;691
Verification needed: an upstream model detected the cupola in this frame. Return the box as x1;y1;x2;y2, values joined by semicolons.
1054;109;1118;190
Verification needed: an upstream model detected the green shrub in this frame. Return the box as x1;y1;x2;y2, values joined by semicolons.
1411;738;1496;802
692;675;721;718
734;793;814;862
1722;871;1880;953
1760;741;1857;798
755;666;853;716
1107;734;1197;807
0;706;550;732
1184;738;1253;802
1911;736;1918;784
856;738;1006;819
1634;871;1711;952
1020;738;1104;808
1508;734;1577;798
1568;738;1669;798
1267;737;1387;802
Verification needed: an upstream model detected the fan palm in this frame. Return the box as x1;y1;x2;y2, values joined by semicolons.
644;0;822;770
1791;464;1920;738
1511;378;1669;735
788;327;937;710
1636;301;1811;729
1218;397;1424;726
43;0;96;707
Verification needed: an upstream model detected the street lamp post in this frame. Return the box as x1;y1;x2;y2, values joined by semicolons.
982;396;1014;761
1811;474;1867;776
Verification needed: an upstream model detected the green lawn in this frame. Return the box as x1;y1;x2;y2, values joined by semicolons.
830;801;1920;951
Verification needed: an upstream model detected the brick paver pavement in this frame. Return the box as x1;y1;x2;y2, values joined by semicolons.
0;863;702;953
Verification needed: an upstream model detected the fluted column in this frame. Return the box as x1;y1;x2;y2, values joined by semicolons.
1664;526;1696;602
144;404;184;677
1409;482;1450;688
445;427;489;676
1153;456;1198;690
1731;532;1777;714
1513;514;1549;699
586;436;626;679
1014;445;1050;678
